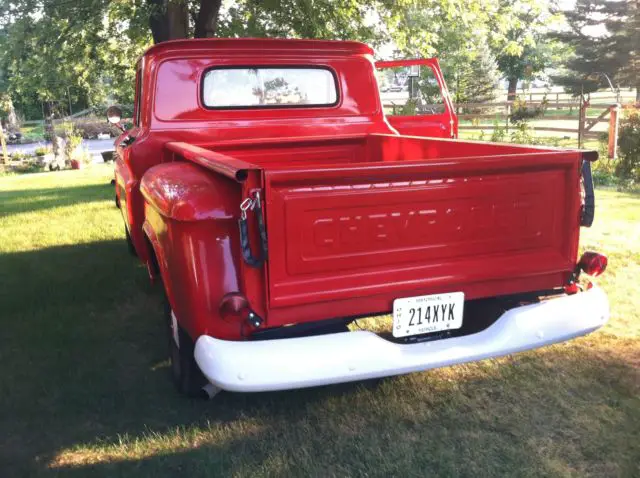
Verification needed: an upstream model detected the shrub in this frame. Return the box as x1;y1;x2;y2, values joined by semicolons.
592;168;617;187
53;119;118;140
398;98;419;116
614;109;640;185
63;125;83;161
10;150;29;161
510;96;547;123
72;119;119;139
509;120;536;145
490;121;507;142
34;145;51;156
13;160;42;174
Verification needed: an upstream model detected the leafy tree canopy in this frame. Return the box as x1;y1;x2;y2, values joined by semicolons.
1;0;629;122
551;0;639;101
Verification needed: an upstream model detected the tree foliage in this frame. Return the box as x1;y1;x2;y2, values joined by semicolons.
0;0;629;123
0;0;151;118
220;0;385;42
486;0;561;99
449;37;501;105
615;110;640;183
551;0;639;101
380;0;501;104
0;0;388;119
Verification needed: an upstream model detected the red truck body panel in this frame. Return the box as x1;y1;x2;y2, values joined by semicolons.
117;38;593;343
263;143;580;310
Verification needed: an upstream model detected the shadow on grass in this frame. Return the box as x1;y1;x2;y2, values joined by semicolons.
1;243;639;477
0;240;143;317
0;183;115;217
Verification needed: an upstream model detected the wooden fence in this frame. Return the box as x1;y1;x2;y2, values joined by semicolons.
454;99;621;158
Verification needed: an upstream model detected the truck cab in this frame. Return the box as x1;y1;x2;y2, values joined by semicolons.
112;38;608;398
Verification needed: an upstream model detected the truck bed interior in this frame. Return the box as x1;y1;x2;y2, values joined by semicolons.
203;133;560;170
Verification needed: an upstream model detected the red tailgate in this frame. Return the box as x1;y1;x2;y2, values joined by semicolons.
263;152;582;318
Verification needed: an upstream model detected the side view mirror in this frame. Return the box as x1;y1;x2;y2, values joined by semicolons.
106;105;125;132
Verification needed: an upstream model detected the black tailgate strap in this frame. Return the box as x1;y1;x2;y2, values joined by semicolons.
581;160;595;227
238;191;269;268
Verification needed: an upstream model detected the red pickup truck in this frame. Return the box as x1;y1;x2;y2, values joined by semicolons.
111;38;609;398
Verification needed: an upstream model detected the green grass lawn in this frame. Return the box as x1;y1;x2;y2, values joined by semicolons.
1;165;639;477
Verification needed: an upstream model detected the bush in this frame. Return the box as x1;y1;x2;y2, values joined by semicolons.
592;167;617;187
490;121;507;142
52;118;118;139
34;145;51;156
72;119;119;139
9;150;29;161
12;160;43;174
509;120;536;145
510;96;547;123
614;109;640;185
63;125;83;161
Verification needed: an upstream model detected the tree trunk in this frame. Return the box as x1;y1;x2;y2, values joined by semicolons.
5;99;18;131
636;81;640;103
507;78;518;101
148;0;169;43
167;0;189;39
148;0;189;43
194;0;222;38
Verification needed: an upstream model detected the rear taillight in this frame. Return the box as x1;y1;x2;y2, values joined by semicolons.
578;251;608;277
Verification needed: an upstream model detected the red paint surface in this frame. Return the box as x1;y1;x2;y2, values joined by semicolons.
114;38;593;341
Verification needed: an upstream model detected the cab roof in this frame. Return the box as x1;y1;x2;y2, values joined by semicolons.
143;38;374;60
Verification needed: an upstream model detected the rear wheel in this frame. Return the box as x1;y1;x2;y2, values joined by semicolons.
166;302;207;397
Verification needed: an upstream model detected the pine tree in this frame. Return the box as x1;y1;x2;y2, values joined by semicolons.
553;0;639;101
466;42;501;104
445;39;501;105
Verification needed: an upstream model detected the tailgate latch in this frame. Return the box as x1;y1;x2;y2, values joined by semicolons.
238;190;269;268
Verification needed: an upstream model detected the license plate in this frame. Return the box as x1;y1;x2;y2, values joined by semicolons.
392;292;465;338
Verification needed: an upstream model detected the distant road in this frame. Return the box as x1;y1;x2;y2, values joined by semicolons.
6;138;116;158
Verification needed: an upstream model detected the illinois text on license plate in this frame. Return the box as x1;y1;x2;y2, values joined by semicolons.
392;292;465;338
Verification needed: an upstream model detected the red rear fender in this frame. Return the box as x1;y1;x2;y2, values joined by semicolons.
140;162;246;339
141;162;238;221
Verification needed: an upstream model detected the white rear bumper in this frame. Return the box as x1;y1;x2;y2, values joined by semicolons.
194;286;609;392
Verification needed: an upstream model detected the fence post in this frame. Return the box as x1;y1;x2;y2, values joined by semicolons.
608;103;620;159
0;122;8;165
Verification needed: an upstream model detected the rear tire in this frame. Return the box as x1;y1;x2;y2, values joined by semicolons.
166;302;207;398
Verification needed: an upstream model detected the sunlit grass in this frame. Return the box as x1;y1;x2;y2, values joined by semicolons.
1;166;638;477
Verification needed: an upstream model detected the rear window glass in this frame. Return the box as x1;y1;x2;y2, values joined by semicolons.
202;67;338;109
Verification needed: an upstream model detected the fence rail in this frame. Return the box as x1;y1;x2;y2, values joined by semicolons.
381;98;622;157
453;100;620;158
